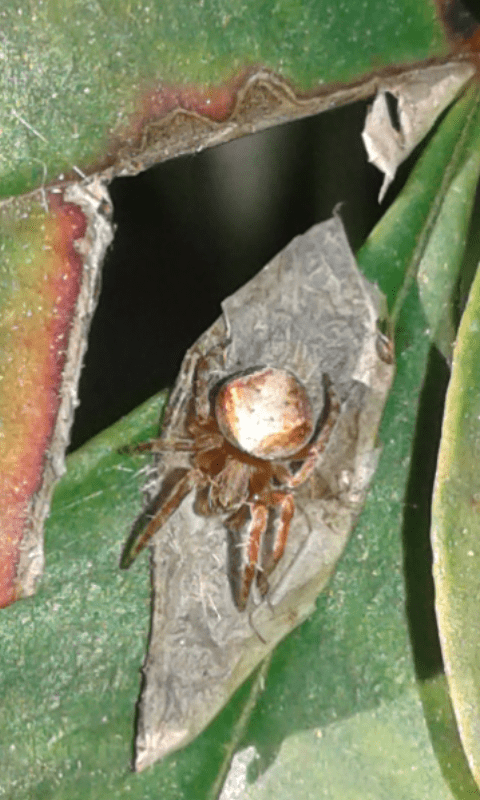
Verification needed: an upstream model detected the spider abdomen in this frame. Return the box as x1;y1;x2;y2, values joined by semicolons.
214;367;314;461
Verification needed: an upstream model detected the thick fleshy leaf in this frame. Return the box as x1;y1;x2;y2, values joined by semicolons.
362;79;480;358
0;182;113;607
1;0;450;196
432;256;480;789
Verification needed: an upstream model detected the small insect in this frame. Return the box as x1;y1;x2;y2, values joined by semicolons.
121;351;340;609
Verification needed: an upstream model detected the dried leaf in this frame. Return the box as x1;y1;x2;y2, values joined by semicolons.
362;63;473;202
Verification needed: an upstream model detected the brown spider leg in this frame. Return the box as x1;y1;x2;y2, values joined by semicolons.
191;342;228;423
120;468;199;568
234;504;268;611
119;438;194;456
272;380;341;489
256;492;295;594
161;344;209;432
131;342;225;454
120;430;224;456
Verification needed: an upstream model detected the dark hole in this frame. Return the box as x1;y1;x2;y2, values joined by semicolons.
384;91;401;133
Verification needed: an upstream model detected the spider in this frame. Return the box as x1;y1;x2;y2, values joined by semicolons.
121;351;340;610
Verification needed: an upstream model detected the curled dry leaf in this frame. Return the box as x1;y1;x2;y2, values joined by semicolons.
126;216;394;770
362;62;474;202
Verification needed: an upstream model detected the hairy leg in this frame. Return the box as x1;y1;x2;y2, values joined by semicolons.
120;468;199;568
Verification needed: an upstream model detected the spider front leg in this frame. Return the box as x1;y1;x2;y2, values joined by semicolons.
121;343;226;457
189;342;228;425
120;467;200;568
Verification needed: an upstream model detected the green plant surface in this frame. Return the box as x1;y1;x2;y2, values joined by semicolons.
1;396;159;799
0;192;89;606
3;80;480;798
432;253;480;788
242;680;464;800
1;0;447;196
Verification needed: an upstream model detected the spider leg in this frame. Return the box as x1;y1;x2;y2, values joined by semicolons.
310;376;341;460
256;491;295;594
226;504;268;610
120;431;224;456
120;468;198;568
272;378;340;488
119;439;191;455
191;342;228;423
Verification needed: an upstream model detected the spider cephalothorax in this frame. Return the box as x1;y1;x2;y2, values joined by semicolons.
121;354;340;609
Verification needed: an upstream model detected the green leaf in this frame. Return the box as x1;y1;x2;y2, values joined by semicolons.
432;255;480;788
0;185;111;607
0;193;87;606
358;82;480;314
1;0;447;196
241;681;464;800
